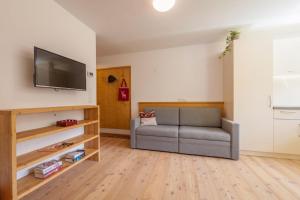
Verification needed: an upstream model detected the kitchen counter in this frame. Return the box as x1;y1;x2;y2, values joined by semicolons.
273;106;300;110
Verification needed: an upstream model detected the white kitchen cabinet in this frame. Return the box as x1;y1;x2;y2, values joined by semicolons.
223;30;300;154
274;110;300;155
232;31;274;152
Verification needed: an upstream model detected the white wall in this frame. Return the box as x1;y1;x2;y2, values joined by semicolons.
274;37;300;106
97;43;224;117
0;0;96;109
0;0;96;178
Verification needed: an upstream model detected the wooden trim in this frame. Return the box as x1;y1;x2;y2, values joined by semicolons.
241;150;300;160
138;102;224;116
97;66;131;70
100;128;130;135
100;133;130;139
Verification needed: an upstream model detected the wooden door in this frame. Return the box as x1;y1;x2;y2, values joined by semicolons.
97;66;131;131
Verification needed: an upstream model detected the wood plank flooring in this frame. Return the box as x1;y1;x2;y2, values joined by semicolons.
22;137;300;200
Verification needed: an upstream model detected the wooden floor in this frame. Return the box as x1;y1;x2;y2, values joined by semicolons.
23;137;300;200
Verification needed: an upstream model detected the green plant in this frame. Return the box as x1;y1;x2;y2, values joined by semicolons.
220;30;240;58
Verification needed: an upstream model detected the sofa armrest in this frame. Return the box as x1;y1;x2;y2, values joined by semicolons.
131;117;140;148
222;118;240;160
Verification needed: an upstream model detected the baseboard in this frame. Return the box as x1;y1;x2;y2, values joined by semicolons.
101;133;130;139
241;150;300;160
100;128;130;135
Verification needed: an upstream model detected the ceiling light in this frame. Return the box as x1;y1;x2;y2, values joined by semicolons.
153;0;176;12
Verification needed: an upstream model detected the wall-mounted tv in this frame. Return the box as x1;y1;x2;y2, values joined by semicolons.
34;47;86;91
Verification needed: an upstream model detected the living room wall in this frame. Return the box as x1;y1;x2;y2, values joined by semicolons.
97;43;224;118
0;0;96;109
0;0;96;178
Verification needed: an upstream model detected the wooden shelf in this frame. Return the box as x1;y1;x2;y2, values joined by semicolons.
2;105;98;115
17;134;98;171
17;148;99;199
17;120;99;143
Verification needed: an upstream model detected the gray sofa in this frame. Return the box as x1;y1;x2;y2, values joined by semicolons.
131;107;239;160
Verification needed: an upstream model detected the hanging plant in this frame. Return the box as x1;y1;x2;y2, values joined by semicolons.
219;30;240;59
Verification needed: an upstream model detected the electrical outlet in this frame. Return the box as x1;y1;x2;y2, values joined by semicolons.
87;71;94;77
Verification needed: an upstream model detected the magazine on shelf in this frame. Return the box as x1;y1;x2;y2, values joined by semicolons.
65;150;85;163
34;165;63;179
34;160;63;175
65;150;85;159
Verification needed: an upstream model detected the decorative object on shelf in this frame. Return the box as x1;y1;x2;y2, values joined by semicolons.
56;119;78;127
33;160;63;179
118;78;130;101
108;75;117;83
219;30;240;59
64;150;85;163
38;142;74;152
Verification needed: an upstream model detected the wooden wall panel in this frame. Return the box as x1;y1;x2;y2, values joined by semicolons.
138;102;224;116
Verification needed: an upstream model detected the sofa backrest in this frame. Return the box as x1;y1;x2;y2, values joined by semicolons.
179;107;221;127
144;107;179;125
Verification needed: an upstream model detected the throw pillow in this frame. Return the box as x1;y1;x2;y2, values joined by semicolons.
139;111;157;126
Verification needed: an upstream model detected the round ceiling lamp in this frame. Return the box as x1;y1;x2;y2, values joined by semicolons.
153;0;176;12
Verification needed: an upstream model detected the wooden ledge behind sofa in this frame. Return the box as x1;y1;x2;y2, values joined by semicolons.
138;102;224;116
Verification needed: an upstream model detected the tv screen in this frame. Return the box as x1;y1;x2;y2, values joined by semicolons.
34;47;86;91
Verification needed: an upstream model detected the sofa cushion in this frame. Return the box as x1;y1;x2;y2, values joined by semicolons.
144;107;179;125
180;107;221;127
179;126;230;142
136;125;178;138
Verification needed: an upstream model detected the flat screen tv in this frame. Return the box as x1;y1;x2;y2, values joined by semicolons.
34;47;86;91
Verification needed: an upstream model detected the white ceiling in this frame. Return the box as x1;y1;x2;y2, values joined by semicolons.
55;0;300;56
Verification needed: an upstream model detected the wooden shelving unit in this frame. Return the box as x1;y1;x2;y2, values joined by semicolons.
0;105;100;200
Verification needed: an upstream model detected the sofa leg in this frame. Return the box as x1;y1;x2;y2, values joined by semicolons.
231;152;239;160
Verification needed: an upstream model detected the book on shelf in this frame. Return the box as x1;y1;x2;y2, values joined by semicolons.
34;165;63;179
65;150;85;163
34;160;63;175
65;156;84;163
65;150;85;159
